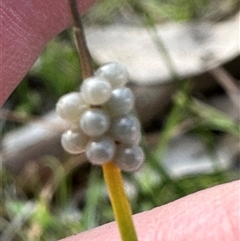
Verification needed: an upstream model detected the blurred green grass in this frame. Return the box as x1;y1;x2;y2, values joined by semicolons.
1;0;240;240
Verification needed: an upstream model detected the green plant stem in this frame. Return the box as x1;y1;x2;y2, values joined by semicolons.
128;1;179;82
102;162;138;241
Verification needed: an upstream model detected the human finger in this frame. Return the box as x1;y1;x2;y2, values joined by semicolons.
1;0;97;106
60;180;240;241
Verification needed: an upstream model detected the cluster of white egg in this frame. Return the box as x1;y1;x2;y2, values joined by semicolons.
56;62;144;172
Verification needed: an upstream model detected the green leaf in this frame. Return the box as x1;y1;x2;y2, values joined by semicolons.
31;39;81;98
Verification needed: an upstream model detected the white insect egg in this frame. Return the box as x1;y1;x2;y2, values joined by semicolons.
86;136;116;165
81;76;112;105
95;62;128;89
61;128;89;154
104;87;134;117
110;115;141;145
80;108;110;137
113;144;144;172
56;92;88;122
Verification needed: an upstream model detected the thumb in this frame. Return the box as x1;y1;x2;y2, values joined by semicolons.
60;181;240;241
1;0;97;106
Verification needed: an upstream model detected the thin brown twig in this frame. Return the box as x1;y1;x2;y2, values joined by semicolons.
68;0;93;79
1;108;32;123
210;67;240;110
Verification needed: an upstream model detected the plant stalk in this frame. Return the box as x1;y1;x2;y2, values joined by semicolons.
102;162;138;241
68;1;138;240
68;0;93;79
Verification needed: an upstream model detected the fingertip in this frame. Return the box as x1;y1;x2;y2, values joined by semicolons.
60;181;240;241
1;0;97;106
138;180;239;241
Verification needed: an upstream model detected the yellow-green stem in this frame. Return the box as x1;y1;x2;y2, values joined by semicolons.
68;2;138;239
102;162;138;241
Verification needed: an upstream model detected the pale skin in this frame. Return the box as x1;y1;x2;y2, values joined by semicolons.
1;1;239;240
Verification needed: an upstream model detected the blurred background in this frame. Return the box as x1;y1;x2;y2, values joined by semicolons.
1;0;240;240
